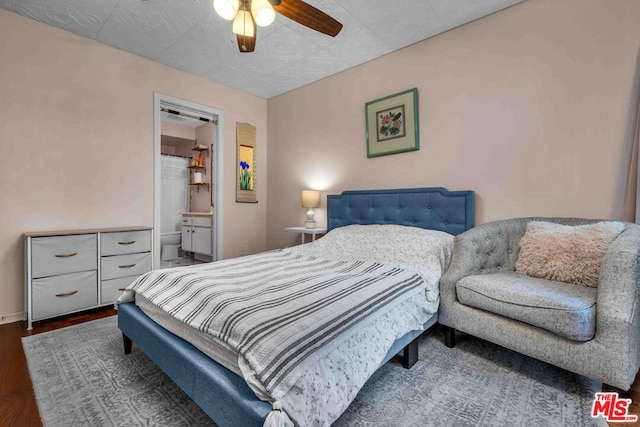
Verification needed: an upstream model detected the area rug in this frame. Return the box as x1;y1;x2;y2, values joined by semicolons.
22;316;606;426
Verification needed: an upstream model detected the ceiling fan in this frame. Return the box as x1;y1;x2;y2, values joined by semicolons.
213;0;343;53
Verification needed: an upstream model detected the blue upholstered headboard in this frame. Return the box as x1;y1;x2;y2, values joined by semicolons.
326;187;475;235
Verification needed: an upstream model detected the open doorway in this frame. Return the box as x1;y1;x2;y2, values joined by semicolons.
153;93;224;269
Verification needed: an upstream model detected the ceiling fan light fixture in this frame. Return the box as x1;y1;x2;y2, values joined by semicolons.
232;7;255;37
251;0;275;27
213;0;239;20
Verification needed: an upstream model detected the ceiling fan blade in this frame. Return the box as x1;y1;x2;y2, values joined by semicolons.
273;0;342;37
236;20;257;53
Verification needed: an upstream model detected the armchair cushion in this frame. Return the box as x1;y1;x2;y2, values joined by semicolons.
456;272;597;341
515;221;625;287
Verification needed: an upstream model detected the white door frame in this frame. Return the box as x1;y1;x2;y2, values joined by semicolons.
153;92;224;268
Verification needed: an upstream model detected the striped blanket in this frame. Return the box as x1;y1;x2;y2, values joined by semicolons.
122;249;429;400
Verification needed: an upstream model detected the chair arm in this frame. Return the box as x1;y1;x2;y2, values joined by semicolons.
439;218;530;326
596;225;640;338
593;225;640;384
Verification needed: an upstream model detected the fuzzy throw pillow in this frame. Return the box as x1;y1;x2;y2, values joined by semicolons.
515;221;625;287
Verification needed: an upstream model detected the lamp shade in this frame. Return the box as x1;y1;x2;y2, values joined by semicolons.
213;0;239;20
251;0;276;27
232;8;255;37
302;190;320;209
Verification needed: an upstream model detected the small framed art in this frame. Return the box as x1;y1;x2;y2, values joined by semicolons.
365;88;419;157
236;122;257;203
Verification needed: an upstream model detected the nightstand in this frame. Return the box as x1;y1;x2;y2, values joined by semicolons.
284;227;327;244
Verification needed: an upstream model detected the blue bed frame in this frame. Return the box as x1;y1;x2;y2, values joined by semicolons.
118;187;475;427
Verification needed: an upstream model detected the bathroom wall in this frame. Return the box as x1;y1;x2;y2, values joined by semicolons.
193;123;214;213
161;135;193;157
161;121;214;213
161;122;196;140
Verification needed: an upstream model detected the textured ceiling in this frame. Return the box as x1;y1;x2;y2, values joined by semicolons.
0;0;524;98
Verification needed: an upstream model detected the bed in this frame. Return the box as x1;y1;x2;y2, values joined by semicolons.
117;187;474;426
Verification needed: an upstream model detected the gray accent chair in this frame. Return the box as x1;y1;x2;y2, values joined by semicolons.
439;217;640;390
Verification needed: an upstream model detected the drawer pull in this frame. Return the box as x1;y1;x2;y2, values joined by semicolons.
118;240;136;245
55;290;78;297
54;252;78;258
118;287;126;291
119;264;136;269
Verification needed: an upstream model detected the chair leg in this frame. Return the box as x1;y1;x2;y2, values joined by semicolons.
123;333;132;355
444;326;456;348
602;383;630;395
402;337;419;369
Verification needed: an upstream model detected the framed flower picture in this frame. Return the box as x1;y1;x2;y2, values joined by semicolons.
236;122;257;203
365;88;419;157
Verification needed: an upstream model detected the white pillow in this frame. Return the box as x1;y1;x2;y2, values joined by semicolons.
292;224;453;272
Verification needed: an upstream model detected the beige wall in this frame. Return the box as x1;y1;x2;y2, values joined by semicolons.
3;0;640;321
266;0;640;250
0;9;268;322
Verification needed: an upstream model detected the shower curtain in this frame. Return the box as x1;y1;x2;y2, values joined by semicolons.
161;155;189;233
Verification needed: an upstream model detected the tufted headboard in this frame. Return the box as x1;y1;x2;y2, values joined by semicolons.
326;187;475;235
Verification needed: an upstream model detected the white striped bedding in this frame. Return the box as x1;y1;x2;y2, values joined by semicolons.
118;224;453;425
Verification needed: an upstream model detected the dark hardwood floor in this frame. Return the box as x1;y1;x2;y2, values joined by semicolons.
0;308;638;426
609;378;640;427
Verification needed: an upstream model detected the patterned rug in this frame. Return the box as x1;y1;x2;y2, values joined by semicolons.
22;316;605;426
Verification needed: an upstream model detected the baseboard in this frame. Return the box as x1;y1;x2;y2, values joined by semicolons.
0;311;24;325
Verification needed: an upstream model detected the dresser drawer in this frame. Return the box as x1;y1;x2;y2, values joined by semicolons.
31;234;97;278
101;230;151;256
101;275;139;305
192;216;212;227
32;270;98;320
101;252;151;280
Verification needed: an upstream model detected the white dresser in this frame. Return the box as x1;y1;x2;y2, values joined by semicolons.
24;226;152;330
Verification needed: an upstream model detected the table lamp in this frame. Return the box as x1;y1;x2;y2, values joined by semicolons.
301;190;320;229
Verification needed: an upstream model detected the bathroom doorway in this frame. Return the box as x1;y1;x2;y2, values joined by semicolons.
153;93;224;269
